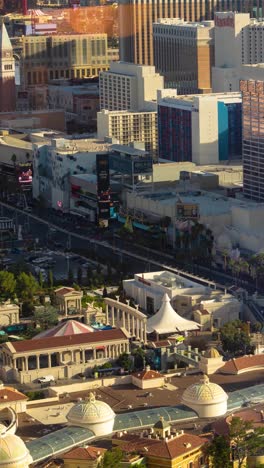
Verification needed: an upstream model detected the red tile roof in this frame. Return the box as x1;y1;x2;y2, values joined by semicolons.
0;387;27;402
195;308;210;316
220;354;264;374
212;406;264;435
132;369;164;381
63;446;106;460
115;432;208;460
8;329;128;353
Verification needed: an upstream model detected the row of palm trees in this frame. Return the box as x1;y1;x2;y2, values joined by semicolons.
223;251;264;289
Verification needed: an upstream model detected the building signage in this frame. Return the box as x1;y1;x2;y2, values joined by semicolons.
215;15;234;28
176;203;199;219
96;153;111;226
138;276;151;286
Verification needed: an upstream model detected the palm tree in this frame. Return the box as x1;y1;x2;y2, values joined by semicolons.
11;154;17;166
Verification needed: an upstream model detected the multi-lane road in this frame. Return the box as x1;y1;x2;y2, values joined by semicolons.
0;201;234;291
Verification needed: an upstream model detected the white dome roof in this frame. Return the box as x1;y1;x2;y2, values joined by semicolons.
66;392;115;427
0;433;32;467
182;375;228;405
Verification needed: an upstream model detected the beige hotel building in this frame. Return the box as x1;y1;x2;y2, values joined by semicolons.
153;18;214;94
22;33;111;86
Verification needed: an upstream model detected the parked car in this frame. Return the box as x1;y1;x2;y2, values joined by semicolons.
37;375;55;384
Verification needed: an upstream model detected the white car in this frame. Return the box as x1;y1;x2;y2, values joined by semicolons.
37;375;55;384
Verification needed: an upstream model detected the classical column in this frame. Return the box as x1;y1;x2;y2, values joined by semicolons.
144;322;147;343
65;300;68;316
127;313;131;335
122;310;126;328
136;318;139;339
22;358;25;371
112;306;115;326
93;348;96;359
106;303;109;324
132;315;135;337
13;358;17;369
25;357;28;372
48;354;51;368
36;355;40;369
82;349;85;363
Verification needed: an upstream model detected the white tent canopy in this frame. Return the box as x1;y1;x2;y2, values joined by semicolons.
147;293;200;335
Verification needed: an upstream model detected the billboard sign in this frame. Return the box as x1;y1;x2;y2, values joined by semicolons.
96;153;111;226
176;203;199;219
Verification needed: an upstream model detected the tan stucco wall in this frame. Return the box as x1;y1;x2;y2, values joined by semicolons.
132;376;165;389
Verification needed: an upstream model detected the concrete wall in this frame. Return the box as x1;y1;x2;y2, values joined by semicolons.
131;375;165;389
48;375;132;397
26;396;59;407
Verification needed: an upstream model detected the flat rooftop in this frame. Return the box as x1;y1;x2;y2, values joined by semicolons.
52;138;110;154
159;92;241;106
138;189;261;215
134;271;206;290
154;18;214;28
111;144;149;157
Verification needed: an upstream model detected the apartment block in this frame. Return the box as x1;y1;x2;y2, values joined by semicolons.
97;109;158;159
153;18;214;94
158;91;242;164
99;61;163;111
22;33;110;86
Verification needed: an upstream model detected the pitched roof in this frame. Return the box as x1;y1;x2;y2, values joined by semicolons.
63;446;106;460
116;432;208;460
220;354;264;374
197;308;210;316
132;367;164;381
212;407;264;435
147;294;200;334
0;23;12;53
0;386;27;402
33;320;94;339
8;329;127;353
150;340;172;348
55;287;80;296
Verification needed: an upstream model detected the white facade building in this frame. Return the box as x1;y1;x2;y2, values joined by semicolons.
99;61;163;111
123;271;208;314
158;91;242;165
212;12;264;92
32;138;110;211
125;188;264;253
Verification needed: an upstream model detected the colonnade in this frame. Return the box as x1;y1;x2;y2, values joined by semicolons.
105;298;147;343
1;341;130;373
